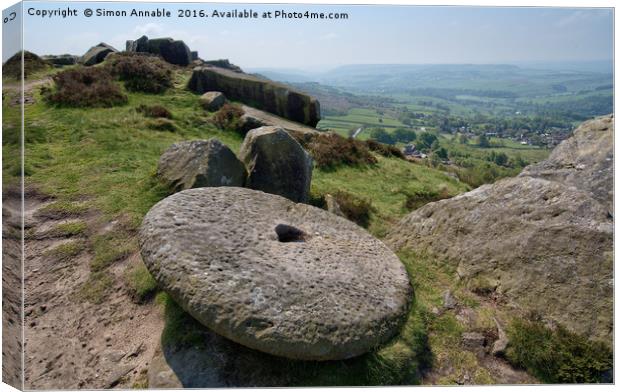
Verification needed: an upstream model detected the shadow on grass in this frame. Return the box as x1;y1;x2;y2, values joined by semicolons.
156;292;433;387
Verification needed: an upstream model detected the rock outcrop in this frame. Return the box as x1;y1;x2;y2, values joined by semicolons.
139;187;412;360
239;105;318;135
80;43;117;66
126;35;192;66
188;66;321;127
239;126;312;203
42;54;79;66
157;139;246;193
200;91;226;112
126;35;149;52
202;59;243;73
386;115;613;342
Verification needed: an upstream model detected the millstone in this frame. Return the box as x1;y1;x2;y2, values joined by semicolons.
139;187;412;360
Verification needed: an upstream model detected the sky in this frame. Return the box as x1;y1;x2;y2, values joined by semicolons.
6;1;615;70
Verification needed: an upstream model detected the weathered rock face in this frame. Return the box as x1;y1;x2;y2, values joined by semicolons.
239;126;312;203
202;59;243;73
520;115;614;212
126;35;149;52
139;187;412;360
157;139;246;193
80;43;117;66
199;91;226;111
188;66;321;127
126;35;192;66
386;115;613;342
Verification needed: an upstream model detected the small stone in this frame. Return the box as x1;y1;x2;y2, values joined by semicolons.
325;194;345;217
199;91;226;111
491;317;509;357
461;332;486;357
443;290;457;310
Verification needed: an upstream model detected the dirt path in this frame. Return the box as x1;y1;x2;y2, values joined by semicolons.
3;77;52;105
4;187;164;389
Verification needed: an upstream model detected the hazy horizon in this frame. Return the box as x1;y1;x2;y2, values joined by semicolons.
9;2;614;69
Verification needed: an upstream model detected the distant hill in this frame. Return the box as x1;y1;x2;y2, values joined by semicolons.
249;63;613;98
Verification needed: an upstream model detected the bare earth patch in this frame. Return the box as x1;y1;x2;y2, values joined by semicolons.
12;188;164;389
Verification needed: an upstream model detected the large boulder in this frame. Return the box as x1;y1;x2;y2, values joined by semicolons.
126;35;192;66
239;126;312;203
80;43;117;66
145;38;192;66
139;187;412;360
157;139;246;193
199;91;225;111
386;115;614;342
188;66;321;127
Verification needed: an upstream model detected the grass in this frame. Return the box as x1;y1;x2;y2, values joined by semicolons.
77;271;115;304
91;231;138;272
45;240;86;262
505;318;613;383
36;201;90;219
157;292;207;349
398;249;495;385
50;220;87;237
311;155;469;237
125;261;158;302
320;108;407;133
8;69;243;222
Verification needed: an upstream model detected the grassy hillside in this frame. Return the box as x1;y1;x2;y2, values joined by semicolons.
5;64;500;385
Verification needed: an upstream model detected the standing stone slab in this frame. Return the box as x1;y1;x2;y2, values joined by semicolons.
139;187;412;360
239;126;312;203
157;139;246;193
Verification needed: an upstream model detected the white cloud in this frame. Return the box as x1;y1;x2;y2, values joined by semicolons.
132;23;165;36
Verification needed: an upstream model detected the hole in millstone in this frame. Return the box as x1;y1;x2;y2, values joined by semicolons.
275;224;306;243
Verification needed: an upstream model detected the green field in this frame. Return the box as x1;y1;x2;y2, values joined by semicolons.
319;107;408;137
